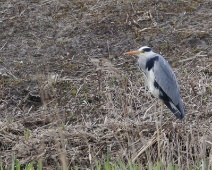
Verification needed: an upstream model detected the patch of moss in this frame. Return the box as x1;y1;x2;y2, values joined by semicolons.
185;6;197;12
192;49;201;53
70;87;77;96
160;42;169;51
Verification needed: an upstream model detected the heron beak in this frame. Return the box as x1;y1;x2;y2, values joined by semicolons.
124;51;140;55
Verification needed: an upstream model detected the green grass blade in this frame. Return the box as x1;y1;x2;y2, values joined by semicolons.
36;160;42;170
15;159;21;170
0;159;3;170
95;160;101;170
11;156;15;170
104;153;111;170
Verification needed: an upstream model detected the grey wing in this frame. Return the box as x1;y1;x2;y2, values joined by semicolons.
153;56;185;117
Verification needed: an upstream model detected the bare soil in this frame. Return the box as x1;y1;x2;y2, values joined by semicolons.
0;0;211;169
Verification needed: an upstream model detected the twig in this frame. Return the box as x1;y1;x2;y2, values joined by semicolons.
75;83;84;97
107;40;110;58
132;130;164;162
189;81;197;95
138;27;152;32
0;42;7;51
179;52;207;63
3;67;18;79
130;0;136;13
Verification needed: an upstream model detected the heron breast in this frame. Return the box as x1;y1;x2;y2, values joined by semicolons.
146;69;160;98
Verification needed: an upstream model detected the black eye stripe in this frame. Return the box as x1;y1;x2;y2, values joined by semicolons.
143;48;151;52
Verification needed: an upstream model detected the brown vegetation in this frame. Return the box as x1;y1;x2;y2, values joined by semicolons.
0;0;211;169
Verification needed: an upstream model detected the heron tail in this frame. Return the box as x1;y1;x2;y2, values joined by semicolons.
164;100;185;119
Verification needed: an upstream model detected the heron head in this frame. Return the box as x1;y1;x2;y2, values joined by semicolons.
124;46;153;57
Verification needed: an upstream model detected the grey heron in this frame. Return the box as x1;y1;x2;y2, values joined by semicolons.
124;46;185;119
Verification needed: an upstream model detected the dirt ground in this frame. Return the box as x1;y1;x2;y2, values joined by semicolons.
0;0;211;169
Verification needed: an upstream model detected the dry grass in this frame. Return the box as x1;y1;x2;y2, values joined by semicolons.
0;0;211;169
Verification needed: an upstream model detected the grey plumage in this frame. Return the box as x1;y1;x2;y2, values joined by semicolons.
153;54;184;119
124;46;185;119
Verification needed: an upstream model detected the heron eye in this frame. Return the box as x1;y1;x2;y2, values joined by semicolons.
143;48;151;52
